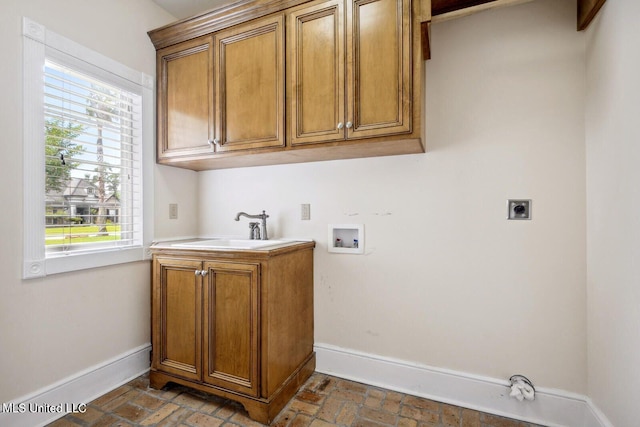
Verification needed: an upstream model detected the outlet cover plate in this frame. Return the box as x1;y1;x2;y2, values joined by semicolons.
301;204;310;220
169;203;178;220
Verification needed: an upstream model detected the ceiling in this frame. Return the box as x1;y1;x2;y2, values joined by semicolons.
152;0;508;20
152;0;230;19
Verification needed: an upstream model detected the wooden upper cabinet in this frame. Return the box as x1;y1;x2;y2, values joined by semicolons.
288;0;411;146
149;0;425;170
214;15;285;152
347;0;411;138
157;36;214;160
288;0;345;146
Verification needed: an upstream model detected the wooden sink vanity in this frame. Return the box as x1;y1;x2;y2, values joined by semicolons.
149;240;315;424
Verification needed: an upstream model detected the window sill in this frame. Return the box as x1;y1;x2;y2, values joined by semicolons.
24;246;149;279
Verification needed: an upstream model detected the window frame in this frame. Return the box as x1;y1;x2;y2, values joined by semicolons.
23;17;154;279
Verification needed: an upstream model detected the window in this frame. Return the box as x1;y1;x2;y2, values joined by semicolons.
23;18;154;278
44;60;141;254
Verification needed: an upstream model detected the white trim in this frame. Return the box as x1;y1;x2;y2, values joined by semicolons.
0;344;150;427
141;71;155;261
23;18;45;42
22;18;46;279
585;397;615;427
0;343;614;427
45;247;148;275
315;343;610;427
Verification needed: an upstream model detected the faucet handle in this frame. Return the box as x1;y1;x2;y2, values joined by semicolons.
249;222;261;240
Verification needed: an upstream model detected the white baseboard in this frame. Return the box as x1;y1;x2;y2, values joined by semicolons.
315;343;612;427
0;343;613;427
0;344;151;427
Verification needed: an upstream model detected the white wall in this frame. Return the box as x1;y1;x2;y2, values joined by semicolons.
586;1;640;425
0;0;601;418
154;165;199;240
0;0;175;403
198;0;588;393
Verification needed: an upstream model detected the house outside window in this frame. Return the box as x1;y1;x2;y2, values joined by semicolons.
23;18;154;278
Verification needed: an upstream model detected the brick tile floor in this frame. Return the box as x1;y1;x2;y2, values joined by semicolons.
48;373;545;427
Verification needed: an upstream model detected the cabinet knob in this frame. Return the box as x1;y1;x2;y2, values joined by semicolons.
208;139;220;148
346;121;353;129
195;270;201;276
337;122;344;130
200;270;208;277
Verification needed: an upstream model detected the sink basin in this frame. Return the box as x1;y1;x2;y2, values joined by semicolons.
171;239;289;250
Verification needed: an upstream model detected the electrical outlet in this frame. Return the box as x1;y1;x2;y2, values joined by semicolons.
169;203;178;220
301;204;310;220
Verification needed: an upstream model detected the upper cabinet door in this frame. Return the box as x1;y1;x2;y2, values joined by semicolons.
214;15;285;152
347;0;411;138
157;36;214;160
288;0;345;146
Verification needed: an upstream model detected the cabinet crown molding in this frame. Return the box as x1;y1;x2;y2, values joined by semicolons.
149;0;313;49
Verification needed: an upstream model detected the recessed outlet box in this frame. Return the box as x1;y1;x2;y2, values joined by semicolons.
328;224;364;254
507;199;531;220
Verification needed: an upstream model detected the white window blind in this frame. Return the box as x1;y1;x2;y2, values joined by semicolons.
44;60;142;255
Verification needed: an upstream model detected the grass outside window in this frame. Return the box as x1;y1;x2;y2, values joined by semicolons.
45;224;122;245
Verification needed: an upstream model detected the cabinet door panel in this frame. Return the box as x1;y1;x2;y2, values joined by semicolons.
215;15;284;152
153;258;202;381
158;36;213;159
288;0;345;146
347;0;411;138
203;262;260;396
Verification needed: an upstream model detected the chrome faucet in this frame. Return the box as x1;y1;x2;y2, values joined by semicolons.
235;210;269;240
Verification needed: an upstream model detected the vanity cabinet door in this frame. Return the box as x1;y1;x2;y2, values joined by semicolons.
152;257;203;381
346;0;411;138
213;15;285;152
202;261;260;397
157;36;214;160
288;0;345;146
